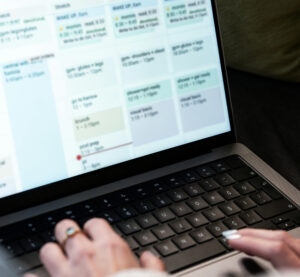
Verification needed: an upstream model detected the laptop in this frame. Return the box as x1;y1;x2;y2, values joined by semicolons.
0;0;300;276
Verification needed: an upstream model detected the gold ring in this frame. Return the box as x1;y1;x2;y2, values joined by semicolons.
61;227;84;248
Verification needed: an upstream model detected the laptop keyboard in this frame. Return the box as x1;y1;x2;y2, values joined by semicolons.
1;155;300;274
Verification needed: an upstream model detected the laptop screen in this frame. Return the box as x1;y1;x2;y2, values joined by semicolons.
0;0;231;199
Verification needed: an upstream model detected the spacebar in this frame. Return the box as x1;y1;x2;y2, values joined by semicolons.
163;240;226;273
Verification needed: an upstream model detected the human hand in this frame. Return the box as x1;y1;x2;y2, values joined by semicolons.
26;218;165;277
224;228;300;270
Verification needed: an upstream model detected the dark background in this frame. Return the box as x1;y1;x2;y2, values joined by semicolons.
227;68;300;189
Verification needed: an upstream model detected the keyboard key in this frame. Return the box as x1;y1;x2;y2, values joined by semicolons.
219;202;241;216
199;178;220;191
290;211;300;225
99;211;121;224
40;230;56;243
219;186;240;200
235;197;257;210
203;191;225;205
98;196;117;209
75;202;99;217
252;221;276;230
225;156;244;169
184;183;204;196
170;202;192;217
118;220;141;235
181;171;201;183
186;197;209;211
134;200;155;214
163;240;226;272
0;225;22;243
278;221;296;231
136;214;159;229
272;216;289;225
165;176;185;188
263;185;283;200
10;251;41;273
155;241;179;257
136;246;160;258
248;177;268;189
152;224;175;240
190;228;213;243
224;216;246;229
210;161;230;172
115;191;134;204
22;220;46;235
20;236;43;253
134;231;157;247
151;194;171;208
215;173;235;186
115;205;138;219
234;182;256;195
207;222;228;237
168;189;189;202
112;226;123;237
229;167;256;181
256;199;296;219
186;212;209;227
240;211;262;225
150;181;168;193
3;242;24;257
170;219;192;234
173;234;196;250
251;191;272;205
203;207;225;222
196;166;217;178
125;237;139;250
219;237;233;250
131;185;152;199
153;208;176;223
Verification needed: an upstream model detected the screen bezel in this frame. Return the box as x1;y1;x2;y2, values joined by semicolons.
0;0;236;215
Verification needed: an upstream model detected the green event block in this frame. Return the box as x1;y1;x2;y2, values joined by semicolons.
176;69;219;95
126;80;172;107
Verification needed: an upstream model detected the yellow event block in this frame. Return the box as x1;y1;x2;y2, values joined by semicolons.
73;107;125;141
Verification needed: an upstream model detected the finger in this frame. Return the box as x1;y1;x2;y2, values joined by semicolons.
140;251;165;271
84;218;121;241
40;242;69;277
55;219;93;258
87;220;139;274
229;235;300;269
24;274;37;277
238;229;300;255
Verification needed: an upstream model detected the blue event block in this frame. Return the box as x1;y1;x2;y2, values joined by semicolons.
2;59;67;190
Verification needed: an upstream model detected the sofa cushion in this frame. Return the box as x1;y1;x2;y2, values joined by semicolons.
216;0;300;82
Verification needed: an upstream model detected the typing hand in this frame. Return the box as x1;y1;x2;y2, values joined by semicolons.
25;218;165;277
225;228;300;270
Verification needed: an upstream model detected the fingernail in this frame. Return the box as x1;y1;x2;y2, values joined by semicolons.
222;230;237;237
226;234;241;240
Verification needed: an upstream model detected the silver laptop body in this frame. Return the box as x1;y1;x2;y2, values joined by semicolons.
0;0;299;276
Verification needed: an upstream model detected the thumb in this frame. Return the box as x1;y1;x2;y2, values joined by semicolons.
140;251;165;271
24;274;38;277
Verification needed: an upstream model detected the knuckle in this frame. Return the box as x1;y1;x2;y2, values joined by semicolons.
55;219;76;235
84;217;109;230
98;237;127;250
77;247;95;258
71;246;96;264
277;231;290;241
271;241;286;255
